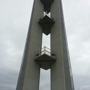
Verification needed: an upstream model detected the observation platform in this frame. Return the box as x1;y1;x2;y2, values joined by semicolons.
34;46;56;70
38;15;55;35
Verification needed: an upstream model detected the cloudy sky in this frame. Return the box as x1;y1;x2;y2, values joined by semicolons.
0;0;90;90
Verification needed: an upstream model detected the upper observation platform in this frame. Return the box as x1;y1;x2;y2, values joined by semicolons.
38;15;55;35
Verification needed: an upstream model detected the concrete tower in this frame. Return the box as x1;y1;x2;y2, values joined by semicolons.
16;0;74;90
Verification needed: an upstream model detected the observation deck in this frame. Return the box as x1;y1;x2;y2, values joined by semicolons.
38;15;55;35
34;46;56;70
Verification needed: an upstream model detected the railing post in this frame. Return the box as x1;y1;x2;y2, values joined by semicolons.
44;46;46;54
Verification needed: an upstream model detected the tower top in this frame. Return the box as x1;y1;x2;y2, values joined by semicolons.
40;0;54;13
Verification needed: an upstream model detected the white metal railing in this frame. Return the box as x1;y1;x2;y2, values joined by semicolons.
39;14;55;21
35;46;56;59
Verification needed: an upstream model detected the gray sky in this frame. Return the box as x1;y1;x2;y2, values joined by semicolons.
0;0;90;90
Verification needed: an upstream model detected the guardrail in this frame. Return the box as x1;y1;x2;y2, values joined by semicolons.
35;46;56;59
39;14;55;21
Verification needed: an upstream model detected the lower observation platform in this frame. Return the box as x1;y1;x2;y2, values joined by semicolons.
34;46;56;70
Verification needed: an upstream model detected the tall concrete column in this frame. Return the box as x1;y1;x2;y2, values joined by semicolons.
51;0;74;90
16;0;43;90
16;0;75;90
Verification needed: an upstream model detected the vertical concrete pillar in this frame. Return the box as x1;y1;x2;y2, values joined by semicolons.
51;0;74;90
16;0;75;90
16;0;43;90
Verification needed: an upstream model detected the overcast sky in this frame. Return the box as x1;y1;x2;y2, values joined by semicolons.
0;0;90;90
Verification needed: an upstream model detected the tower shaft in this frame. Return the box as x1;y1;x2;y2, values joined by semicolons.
16;0;74;90
51;0;74;90
16;0;43;90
